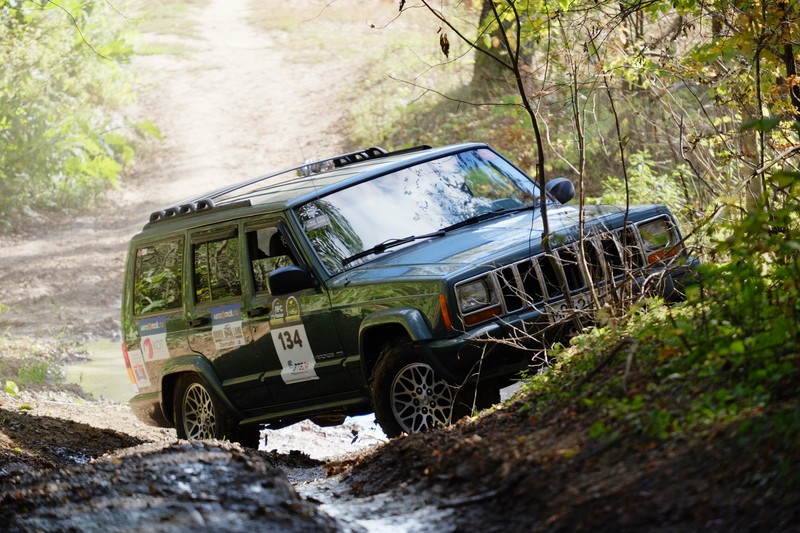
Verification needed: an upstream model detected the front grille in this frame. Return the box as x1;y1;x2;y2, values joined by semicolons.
494;227;645;314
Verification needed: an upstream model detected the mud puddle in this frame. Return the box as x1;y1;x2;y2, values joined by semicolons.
66;339;135;404
295;474;457;533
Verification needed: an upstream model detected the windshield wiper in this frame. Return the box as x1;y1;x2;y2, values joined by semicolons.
340;205;535;268
342;229;445;267
438;204;536;234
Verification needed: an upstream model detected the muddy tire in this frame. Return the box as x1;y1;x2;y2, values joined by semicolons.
371;343;455;438
174;374;235;442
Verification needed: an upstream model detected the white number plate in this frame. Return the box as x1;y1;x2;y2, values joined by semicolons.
545;288;609;323
271;324;319;384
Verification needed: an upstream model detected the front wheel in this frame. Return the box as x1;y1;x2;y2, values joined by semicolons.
371;344;455;438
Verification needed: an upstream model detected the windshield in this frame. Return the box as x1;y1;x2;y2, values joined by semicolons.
294;148;542;273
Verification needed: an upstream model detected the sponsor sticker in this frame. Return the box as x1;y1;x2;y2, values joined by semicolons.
271;323;318;384
285;296;300;322
211;303;246;350
269;297;318;384
138;316;170;361
303;213;331;231
127;347;151;388
270;298;285;326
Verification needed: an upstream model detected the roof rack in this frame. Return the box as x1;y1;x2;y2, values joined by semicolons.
147;199;251;225
145;144;432;226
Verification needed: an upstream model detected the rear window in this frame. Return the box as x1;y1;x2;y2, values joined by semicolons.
133;239;184;315
193;231;242;303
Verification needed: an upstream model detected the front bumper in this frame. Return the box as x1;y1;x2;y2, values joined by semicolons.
416;260;700;384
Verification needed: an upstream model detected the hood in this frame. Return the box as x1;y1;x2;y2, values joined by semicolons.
332;204;659;284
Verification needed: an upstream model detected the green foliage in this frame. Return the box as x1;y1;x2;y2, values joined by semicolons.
375;0;800;231
17;359;53;384
4;380;20;396
0;337;75;390
513;190;799;467
591;151;691;219
0;0;150;228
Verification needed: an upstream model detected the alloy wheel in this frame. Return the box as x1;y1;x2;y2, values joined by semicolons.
390;362;454;433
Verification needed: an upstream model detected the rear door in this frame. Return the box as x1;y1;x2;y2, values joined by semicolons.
186;223;274;410
124;235;191;394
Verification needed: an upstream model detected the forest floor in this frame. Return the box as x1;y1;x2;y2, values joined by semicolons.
0;0;797;531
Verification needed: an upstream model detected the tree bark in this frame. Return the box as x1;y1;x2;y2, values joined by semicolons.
472;1;514;95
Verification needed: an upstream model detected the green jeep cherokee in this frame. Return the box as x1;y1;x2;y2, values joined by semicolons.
121;142;697;443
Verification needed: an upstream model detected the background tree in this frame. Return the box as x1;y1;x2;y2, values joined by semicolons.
0;0;152;229
393;1;799;227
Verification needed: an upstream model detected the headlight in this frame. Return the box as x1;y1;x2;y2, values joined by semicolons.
457;278;496;312
456;277;503;326
639;218;680;263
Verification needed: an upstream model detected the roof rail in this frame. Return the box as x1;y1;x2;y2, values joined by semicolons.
146;144;432;226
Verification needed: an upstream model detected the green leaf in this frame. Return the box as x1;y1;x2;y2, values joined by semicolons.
772;171;800;188
5;380;20;396
135;120;163;140
741;117;780;132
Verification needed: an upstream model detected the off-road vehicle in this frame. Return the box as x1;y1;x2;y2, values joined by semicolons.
121;143;697;443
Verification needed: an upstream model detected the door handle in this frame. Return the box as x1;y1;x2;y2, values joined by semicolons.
248;306;269;317
189;316;209;328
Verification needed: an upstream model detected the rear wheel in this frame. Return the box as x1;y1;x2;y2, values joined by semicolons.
174;374;234;442
371;344;455;437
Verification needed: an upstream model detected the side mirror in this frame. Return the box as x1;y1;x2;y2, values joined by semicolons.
546;177;575;204
268;265;317;296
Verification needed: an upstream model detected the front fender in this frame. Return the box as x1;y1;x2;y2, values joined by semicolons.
357;307;434;382
358;307;434;344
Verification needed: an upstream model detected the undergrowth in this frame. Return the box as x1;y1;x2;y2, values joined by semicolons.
0;337;87;392
516;199;800;486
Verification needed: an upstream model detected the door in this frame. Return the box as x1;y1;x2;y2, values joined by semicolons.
244;220;356;405
186;224;274;410
125;236;191;394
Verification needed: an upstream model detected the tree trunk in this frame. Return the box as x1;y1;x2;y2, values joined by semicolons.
471;1;513;96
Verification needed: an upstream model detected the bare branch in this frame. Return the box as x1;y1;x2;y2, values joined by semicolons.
387;75;524;108
32;0;114;61
419;0;514;71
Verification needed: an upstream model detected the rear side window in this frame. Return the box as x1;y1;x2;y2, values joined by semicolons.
194;231;242;303
133;239;184;316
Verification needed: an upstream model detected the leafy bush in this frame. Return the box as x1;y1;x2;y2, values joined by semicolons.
591;151;689;215
518;189;799;450
0;0;146;228
0;336;83;393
